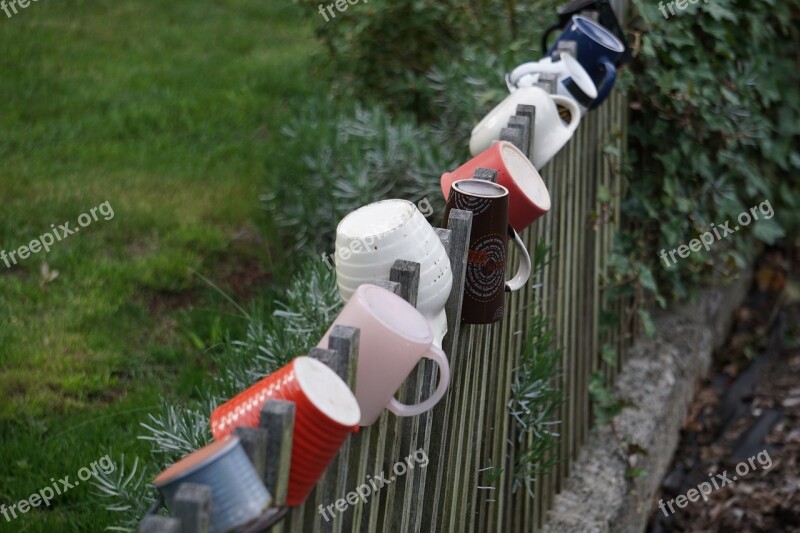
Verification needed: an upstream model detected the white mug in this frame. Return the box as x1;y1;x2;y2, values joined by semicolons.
334;200;453;348
469;86;581;169
506;54;598;114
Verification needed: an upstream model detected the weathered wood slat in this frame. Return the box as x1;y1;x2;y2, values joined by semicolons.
172;483;211;533
260;400;295;509
139;516;180;533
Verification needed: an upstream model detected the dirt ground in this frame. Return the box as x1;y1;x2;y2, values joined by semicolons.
649;247;800;532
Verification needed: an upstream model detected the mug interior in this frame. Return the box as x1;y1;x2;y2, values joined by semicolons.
500;143;551;210
574;15;624;52
452;179;508;198
294;357;360;428
562;53;598;99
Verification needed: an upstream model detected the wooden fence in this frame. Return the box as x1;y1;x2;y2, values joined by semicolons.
276;90;631;533
141;9;634;532
142;90;630;533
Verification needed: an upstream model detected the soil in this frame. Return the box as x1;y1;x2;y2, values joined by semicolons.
648;247;800;532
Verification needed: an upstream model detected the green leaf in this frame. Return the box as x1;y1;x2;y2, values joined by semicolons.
637;309;656;337
751;219;785;245
601;344;617;366
705;2;738;23
625;467;648;480
637;264;658;295
720;86;741;106
597;184;611;203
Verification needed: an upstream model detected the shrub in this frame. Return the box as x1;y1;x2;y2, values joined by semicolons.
294;0;561;118
619;0;800;301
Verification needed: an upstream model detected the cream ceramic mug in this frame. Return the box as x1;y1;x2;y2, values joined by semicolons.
317;284;451;426
469;86;581;169
334;200;453;348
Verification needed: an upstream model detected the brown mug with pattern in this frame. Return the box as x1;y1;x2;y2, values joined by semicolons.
444;179;531;324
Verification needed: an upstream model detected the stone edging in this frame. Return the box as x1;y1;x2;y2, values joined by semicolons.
542;266;753;533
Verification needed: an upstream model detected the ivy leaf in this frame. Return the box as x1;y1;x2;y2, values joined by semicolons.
676;197;692;213
638;264;666;308
601;344;617;366
637;264;658;294
597;184;611;203
705;1;737;22
637;308;656;337
720;87;741;106
751;219;785;244
625;467;648;479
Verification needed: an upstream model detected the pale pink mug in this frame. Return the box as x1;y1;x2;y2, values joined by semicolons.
317;284;451;426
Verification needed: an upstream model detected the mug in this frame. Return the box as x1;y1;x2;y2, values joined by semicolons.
154;436;272;533
334;200;453;348
317;283;450;427
210;357;361;506
444;179;531;324
546;15;625;108
469;86;581;169
506;54;598;114
540;0;630;66
442;141;551;233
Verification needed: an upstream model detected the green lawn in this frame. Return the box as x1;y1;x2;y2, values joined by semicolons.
0;1;317;529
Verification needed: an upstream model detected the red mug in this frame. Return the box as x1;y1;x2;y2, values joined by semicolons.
210;357;361;506
440;141;551;232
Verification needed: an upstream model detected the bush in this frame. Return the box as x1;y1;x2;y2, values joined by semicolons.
261;99;460;254
618;0;800;301
295;0;561;118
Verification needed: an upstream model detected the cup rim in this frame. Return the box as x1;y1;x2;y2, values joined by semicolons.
498;142;551;211
452;179;509;198
294;357;361;428
154;436;241;487
573;15;625;53
560;53;598;99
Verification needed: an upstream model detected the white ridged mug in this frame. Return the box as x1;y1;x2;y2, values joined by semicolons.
334;199;453;348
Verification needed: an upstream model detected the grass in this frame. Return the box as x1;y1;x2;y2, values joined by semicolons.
0;0;318;529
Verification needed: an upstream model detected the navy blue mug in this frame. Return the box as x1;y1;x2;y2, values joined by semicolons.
547;15;624;108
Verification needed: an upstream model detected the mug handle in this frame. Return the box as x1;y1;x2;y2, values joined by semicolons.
505;227;531;292
386;346;450;418
505;72;517;93
592;57;617;107
541;23;562;54
508;62;541;87
550;94;582;133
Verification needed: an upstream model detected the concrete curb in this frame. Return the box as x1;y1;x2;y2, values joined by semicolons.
542;267;753;533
